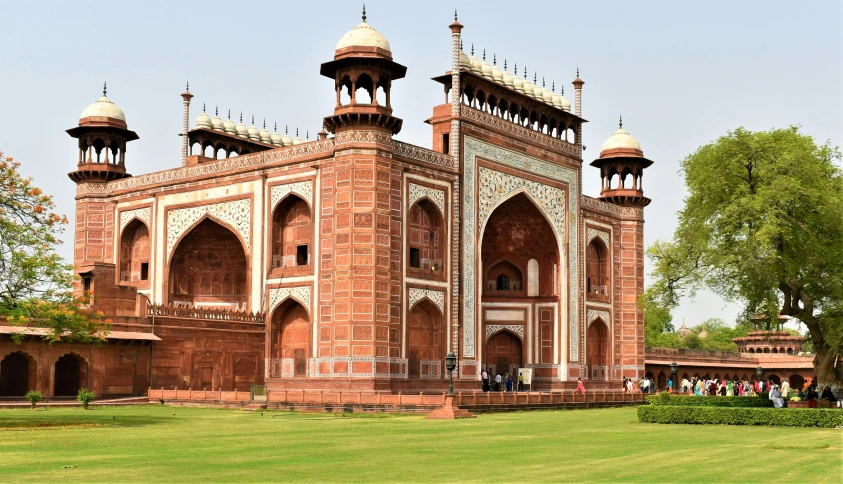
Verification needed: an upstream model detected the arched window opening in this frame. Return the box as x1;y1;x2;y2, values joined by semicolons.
270;299;310;378
355;73;373;104
119;219;150;287
586;319;609;380
376;84;387;107
487;260;522;293
786;347;793;354
54;353;87;397
748;348;755;353
526;258;540;296
408;199;443;274
586;238;609;298
408;300;444;379
772;348;778;353
272;195;312;270
168;219;248;310
0;352;35;396
339;75;352;105
763;347;770;353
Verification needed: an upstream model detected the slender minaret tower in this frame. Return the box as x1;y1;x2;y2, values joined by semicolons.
572;68;584;117
180;82;193;166
449;10;463;166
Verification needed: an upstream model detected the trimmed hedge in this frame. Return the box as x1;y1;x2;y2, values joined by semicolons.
645;392;773;408
638;405;843;428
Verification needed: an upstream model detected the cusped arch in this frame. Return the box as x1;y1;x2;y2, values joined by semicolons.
487;327;524;343
167;213;248;266
478;180;565;250
268;286;312;317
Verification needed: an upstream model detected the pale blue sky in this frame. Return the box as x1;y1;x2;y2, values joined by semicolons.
1;0;840;329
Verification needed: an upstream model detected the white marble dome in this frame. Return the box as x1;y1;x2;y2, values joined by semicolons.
80;95;126;122
195;106;212;129
336;20;391;52
601;123;642;152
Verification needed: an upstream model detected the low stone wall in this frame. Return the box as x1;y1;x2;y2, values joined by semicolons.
148;388;642;413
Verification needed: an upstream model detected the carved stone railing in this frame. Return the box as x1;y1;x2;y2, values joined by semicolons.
147;304;265;323
461;105;580;157
393;140;456;169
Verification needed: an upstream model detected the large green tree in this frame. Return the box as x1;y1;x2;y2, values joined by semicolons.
647;127;843;388
0;151;109;343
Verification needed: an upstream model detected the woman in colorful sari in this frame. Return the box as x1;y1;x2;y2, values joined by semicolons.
726;380;734;396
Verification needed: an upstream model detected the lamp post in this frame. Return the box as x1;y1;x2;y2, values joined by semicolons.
445;351;457;395
756;365;763;381
669;361;678;394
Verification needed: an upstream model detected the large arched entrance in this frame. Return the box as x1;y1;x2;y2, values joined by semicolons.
481;193;560;366
486;331;522;377
586;319;609;380
0;352;34;396
119;219;150;287
54;354;87;396
168;218;248;310
408;299;445;379
272;195;312;269
270;299;310;378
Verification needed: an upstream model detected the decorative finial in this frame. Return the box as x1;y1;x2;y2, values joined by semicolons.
482;49;486;61
561;85;564;95
542;77;545;88
306;130;310;140
263;119;266;129
362;4;366;22
493;54;496;66
251;115;254;125
274;122;277;131
203;103;206;112
552;81;555;93
619;115;623;129
504;59;507;70
577;67;580;77
455;9;458;21
514;62;517;75
471;43;474;56
296;128;299;137
227;109;231;119
103;81;107;97
186;81;190;91
533;72;537;84
215;106;218;116
285;124;288;134
239;112;243;123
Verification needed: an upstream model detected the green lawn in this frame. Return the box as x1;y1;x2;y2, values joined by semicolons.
0;405;840;483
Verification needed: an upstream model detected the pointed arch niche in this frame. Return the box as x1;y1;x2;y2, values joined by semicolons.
271;194;312;271
586;318;609;380
119;219;150;288
586;235;609;300
168;218;249;310
270;299;311;378
407;299;445;379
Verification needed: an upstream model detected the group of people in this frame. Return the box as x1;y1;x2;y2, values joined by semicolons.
480;369;523;392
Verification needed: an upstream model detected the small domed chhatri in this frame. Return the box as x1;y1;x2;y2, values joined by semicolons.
601;117;642;153
590;116;654;207
79;82;127;126
195;104;212;129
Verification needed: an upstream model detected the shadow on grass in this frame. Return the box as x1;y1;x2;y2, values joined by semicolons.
0;410;168;430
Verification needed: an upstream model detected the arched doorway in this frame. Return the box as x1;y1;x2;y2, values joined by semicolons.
788;374;804;392
408;199;443;273
54;354;86;396
486;330;522;377
408;299;445;379
481;193;560;366
657;371;666;390
586;319;609;380
0;352;34;396
270;299;310;378
586;238;609;298
168;219;248;310
119;219;150;287
272;195;312;269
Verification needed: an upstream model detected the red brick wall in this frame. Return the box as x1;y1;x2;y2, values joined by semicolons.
119;219;150;289
74;198;115;295
272;196;312;268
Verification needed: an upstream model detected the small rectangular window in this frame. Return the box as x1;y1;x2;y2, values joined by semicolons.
140;263;149;281
409;248;420;268
82;275;92;293
442;133;450;154
296;245;308;266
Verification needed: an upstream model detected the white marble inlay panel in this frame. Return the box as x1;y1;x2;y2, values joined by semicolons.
268;285;312;315
166;199;251;258
270;180;313;210
408;288;445;315
119;207;151;232
587;227;610;247
484;310;526;322
408;183;446;216
485;324;525;340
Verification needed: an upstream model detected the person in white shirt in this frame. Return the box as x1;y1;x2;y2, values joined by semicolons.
780;378;790;397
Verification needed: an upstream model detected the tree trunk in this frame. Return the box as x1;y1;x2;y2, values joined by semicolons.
813;347;842;394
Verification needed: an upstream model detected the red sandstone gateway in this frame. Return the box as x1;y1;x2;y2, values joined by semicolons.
0;10;655;399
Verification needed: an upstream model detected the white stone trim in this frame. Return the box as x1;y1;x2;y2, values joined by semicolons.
408;288;445;315
486;324;525;341
268;285;312;316
166;199;251;259
408;183;446;216
270;180;313;210
119;207;151;232
586;227;610;247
